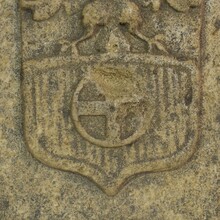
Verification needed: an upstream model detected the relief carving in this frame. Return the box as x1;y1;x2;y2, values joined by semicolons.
20;0;204;195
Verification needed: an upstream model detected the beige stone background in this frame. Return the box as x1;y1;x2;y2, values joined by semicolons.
0;0;219;219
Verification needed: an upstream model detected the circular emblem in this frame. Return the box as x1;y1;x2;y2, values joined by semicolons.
72;65;154;148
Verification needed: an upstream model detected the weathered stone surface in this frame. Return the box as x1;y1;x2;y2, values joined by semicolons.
0;0;219;219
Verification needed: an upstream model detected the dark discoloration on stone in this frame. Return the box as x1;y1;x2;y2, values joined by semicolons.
0;198;9;211
214;18;220;30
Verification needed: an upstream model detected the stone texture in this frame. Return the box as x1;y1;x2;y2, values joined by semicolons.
0;0;219;219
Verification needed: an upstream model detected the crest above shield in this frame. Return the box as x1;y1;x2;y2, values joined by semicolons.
20;0;204;195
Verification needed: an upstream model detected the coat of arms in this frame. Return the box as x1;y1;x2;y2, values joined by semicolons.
20;0;204;195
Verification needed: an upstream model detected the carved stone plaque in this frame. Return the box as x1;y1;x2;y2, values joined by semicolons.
20;0;204;195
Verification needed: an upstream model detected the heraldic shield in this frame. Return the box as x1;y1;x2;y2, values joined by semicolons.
20;0;204;195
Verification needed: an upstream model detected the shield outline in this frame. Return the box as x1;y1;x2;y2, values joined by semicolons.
22;53;201;196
